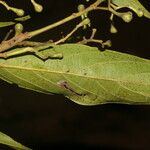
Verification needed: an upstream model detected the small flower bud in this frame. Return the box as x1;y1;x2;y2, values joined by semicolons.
110;23;118;33
137;9;144;17
78;18;91;28
15;23;23;35
78;4;85;12
11;8;24;16
121;11;133;23
31;0;43;13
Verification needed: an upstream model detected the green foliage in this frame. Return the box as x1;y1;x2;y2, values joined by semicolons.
111;0;150;18
0;44;149;105
0;22;15;28
0;0;150;149
0;132;31;150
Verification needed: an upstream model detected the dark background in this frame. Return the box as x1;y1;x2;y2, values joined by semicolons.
0;0;150;149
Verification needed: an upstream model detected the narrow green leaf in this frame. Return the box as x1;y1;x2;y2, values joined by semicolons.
0;132;31;150
0;22;15;28
15;15;31;22
0;44;149;105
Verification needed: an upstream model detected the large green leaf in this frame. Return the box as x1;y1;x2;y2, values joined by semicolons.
101;0;150;18
0;131;31;150
0;44;149;105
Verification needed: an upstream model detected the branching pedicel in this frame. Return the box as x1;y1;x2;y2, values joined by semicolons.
0;0;149;59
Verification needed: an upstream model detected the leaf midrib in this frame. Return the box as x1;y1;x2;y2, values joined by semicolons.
0;64;149;86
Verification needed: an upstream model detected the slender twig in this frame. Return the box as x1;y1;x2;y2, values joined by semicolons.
78;28;111;48
2;29;13;41
0;33;31;52
28;0;104;37
55;19;90;45
0;0;106;53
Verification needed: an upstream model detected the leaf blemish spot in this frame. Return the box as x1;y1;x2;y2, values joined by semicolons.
66;69;70;73
57;80;85;96
84;72;87;75
24;60;28;63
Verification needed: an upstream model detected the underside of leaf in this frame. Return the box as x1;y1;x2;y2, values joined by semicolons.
0;44;149;105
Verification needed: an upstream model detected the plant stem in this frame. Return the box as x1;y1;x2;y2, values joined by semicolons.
0;0;106;53
28;0;104;37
